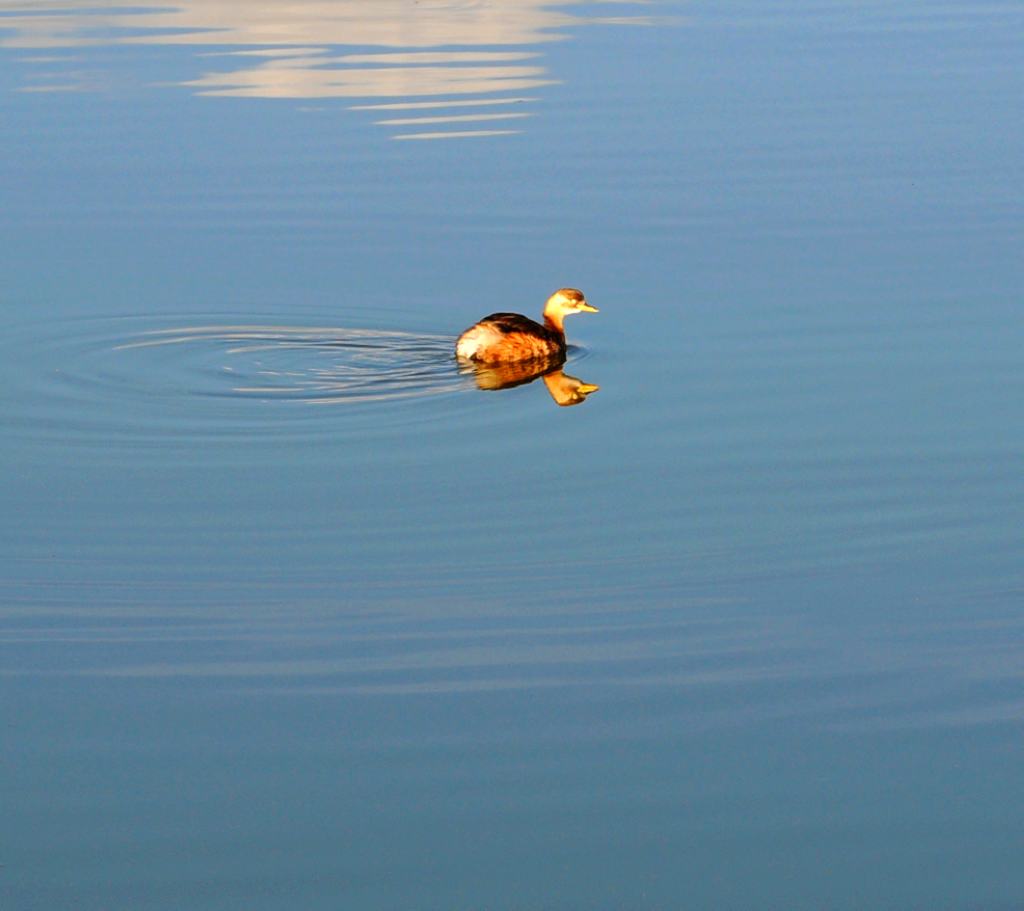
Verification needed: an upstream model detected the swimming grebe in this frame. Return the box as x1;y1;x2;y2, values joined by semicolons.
455;288;598;364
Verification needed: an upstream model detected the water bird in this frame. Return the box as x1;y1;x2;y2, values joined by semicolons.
455;288;598;364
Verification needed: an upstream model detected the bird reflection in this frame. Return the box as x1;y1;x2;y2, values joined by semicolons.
464;354;599;407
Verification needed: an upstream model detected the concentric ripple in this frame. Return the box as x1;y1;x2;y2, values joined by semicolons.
113;323;465;404
2;316;476;449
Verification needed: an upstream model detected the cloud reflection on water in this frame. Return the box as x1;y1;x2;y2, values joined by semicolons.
0;0;651;139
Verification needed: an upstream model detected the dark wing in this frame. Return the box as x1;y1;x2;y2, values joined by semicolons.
476;312;548;336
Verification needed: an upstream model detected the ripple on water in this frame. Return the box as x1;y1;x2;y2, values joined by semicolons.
2;316;483;449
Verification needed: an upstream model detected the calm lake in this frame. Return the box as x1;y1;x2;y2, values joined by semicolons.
2;1;1023;908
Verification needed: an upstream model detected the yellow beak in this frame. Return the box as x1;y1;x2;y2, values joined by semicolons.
578;302;599;313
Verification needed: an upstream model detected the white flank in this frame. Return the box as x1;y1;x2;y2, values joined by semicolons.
455;324;501;359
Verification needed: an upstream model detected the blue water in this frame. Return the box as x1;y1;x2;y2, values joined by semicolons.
2;2;1024;909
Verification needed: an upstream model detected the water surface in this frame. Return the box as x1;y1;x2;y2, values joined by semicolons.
2;1;1024;909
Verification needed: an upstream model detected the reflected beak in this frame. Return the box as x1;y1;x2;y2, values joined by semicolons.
578;302;599;313
577;382;600;394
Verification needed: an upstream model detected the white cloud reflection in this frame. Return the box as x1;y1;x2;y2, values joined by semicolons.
0;0;653;140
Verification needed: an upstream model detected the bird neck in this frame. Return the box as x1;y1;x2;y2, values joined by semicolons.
543;310;566;334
